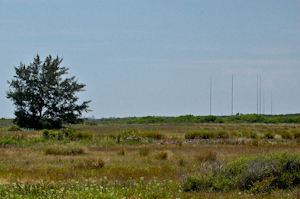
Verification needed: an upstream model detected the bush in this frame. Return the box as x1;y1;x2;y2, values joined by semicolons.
141;132;165;140
139;147;150;157
42;128;93;140
264;131;275;139
281;131;294;139
75;157;105;169
217;131;229;139
185;130;216;139
154;151;168;160
196;150;217;162
7;126;22;131
292;130;300;139
69;131;93;140
183;151;300;193
117;148;126;156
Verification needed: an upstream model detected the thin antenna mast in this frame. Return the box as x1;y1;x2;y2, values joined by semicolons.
257;76;258;114
232;74;233;115
210;75;212;115
271;92;273;115
263;90;265;115
260;75;261;114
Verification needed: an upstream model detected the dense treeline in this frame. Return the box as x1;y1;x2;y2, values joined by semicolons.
95;114;300;124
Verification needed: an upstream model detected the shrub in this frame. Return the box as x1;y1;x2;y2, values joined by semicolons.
281;131;294;139
292;130;300;139
139;147;150;157
217;130;229;139
183;151;300;193
229;131;239;137
117;148;126;156
75;158;105;169
178;158;185;166
196;150;217;162
264;131;275;139
141;132;165;140
136;116;165;124
185;130;216;139
251;139;260;146
42;129;50;139
8;126;22;131
42;128;93;140
69;131;93;140
45;144;85;155
154;151;168;160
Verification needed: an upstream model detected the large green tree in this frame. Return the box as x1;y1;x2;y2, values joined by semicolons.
6;54;91;129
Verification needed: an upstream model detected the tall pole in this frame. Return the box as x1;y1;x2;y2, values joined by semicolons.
271;92;273;115
260;75;261;115
263;90;265;115
257;76;258;114
210;75;212;115
232;74;233;115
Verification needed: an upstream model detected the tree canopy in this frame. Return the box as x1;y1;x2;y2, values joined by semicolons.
6;54;91;129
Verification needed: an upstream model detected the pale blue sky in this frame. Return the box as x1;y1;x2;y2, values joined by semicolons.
1;0;299;118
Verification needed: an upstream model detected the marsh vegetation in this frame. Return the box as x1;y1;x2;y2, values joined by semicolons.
1;118;300;198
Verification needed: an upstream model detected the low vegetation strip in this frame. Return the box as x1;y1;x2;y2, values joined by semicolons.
183;151;300;193
98;114;300;124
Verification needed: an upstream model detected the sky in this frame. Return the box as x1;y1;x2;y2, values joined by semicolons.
0;0;299;118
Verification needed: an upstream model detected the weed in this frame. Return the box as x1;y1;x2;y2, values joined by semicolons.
117;148;126;156
217;130;229;139
178;158;185;167
292;130;300;138
154;151;168;160
75;157;105;169
264;131;275;139
45;144;85;155
185;130;217;139
139;147;150;157
251;139;260;146
141;132;165;140
196;150;217;162
281;131;294;139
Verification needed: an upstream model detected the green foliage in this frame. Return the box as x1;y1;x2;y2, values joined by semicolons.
6;54;91;129
183;151;300;193
117;148;126;156
292;130;300;138
108;129;164;144
281;131;294;139
185;130;217;139
170;114;196;123
139;147;150;157
154;151;168;160
42;128;93;140
137;116;166;124
217;130;229;139
264;131;275;139
196;150;217;163
7;125;22;131
114;114;300;124
141;132;165;140
75;158;105;169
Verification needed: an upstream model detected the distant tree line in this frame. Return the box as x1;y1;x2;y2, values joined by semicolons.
95;114;300;124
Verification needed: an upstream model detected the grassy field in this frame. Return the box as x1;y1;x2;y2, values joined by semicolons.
1;119;300;198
